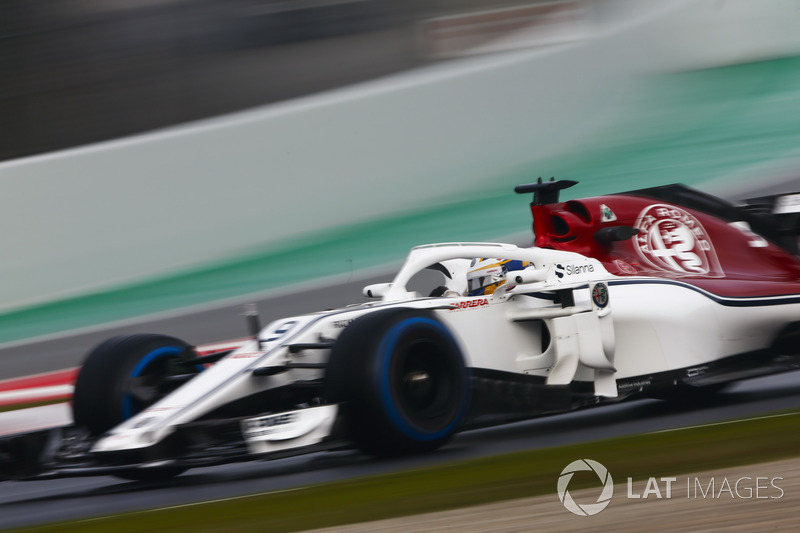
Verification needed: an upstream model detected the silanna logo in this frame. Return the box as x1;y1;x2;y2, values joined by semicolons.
554;262;595;279
633;205;723;277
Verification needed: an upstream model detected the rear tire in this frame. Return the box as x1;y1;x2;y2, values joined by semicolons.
325;309;470;456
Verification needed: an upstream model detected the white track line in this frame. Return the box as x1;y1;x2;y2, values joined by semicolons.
651;411;800;434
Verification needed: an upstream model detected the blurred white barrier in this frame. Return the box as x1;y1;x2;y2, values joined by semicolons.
593;0;800;70
1;0;799;313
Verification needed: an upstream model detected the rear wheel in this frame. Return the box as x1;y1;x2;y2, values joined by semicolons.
72;334;200;480
325;309;470;456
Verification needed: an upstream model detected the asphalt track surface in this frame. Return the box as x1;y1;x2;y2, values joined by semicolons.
1;373;800;530
3;178;800;529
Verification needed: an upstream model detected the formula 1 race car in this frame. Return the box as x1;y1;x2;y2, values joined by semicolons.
4;179;800;481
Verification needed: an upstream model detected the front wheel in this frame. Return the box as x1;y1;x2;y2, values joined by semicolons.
72;334;200;481
325;309;470;456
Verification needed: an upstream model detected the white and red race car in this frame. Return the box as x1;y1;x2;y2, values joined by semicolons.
3;179;800;481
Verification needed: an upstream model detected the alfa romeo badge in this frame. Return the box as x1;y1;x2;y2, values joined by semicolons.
592;283;609;308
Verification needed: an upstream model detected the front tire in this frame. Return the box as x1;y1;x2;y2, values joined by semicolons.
72;334;199;481
325;309;470;456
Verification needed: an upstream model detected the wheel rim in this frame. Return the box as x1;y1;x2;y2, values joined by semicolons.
378;317;467;441
397;340;454;424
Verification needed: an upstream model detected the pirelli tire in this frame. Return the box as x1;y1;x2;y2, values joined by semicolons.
72;333;199;481
325;309;470;456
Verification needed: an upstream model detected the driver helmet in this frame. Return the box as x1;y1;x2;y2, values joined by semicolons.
466;258;531;296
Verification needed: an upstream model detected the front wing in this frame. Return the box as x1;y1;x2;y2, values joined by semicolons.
0;404;342;481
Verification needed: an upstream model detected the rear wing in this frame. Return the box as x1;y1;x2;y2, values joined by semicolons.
738;192;800;254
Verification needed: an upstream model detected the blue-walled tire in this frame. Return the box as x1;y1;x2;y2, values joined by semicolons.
325;309;470;456
72;334;199;481
72;334;197;436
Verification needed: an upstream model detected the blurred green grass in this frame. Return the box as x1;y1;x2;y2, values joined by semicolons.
15;409;800;533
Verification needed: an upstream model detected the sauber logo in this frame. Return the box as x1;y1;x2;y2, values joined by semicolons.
634;205;723;277
450;298;489;311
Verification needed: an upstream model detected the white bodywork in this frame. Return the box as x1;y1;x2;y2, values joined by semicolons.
91;243;800;455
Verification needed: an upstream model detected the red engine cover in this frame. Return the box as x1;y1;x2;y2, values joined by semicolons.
530;194;800;298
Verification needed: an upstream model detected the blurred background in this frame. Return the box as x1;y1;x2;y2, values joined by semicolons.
1;0;569;161
2;0;800;343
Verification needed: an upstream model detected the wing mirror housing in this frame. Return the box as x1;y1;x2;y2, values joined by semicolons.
512;267;549;284
363;283;392;298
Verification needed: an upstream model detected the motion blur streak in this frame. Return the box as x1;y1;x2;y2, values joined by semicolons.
0;0;536;161
2;1;800;342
